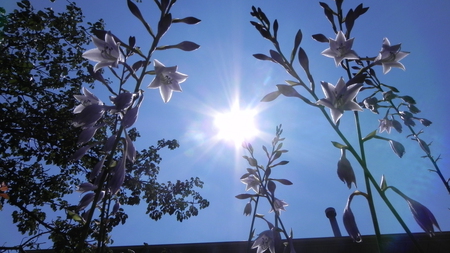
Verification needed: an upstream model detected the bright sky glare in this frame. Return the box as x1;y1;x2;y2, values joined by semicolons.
214;106;259;146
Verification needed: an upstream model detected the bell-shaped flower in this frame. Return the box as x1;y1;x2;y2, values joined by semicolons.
76;182;98;193
337;149;357;189
406;197;441;237
321;31;359;66
70;144;93;161
125;132;136;163
148;59;188;103
317;78;363;124
363;97;379;114
82;31;124;72
252;230;275;253
343;201;362;243
90;156;106;181
121;96;143;129
378;118;393;133
270;198;288;214
73;87;103;114
77;192;95;211
241;174;260;193
389;140;405;158
103;134;117;152
72;104;106;129
109;158;126;195
111;201;120;216
77;123;104;145
110;92;136;112
375;38;409;74
243;201;252;216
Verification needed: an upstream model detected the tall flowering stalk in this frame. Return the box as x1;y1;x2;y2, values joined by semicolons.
247;1;443;252
237;125;296;253
68;0;208;251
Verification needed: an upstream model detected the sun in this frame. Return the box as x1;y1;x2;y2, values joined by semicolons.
214;107;259;146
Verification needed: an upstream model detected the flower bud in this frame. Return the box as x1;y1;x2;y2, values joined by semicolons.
337;149;357;189
419;118;432;127
110;92;135;112
407;104;421;114
243;202;252;216
382;90;396;101
268;180;276;195
389;140;405;158
391;119;403;133
363;97;379;114
111;201;120;216
109;158;125;195
416;138;430;155
72;104;105;128
406;197;440;237
77;192;95;211
343;204;362;243
70;144;92;161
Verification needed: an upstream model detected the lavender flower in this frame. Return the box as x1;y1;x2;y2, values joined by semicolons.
251;230;275;253
317;78;363;124
241;174;260;193
148;59;188;103
343;203;362;243
375;37;409;74
270;198;288;214
321;31;359;66
82;31;124;72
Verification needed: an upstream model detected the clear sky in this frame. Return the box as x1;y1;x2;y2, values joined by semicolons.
2;0;450;248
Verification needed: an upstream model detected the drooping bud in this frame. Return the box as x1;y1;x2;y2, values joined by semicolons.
103;134;117;152
244;202;252;216
337;149;357;189
418;118;432;127
78;124;104;145
363;97;379;114
125;132;136;163
389;140;405;158
406;197;440;237
382;90;396;101
391;118;403;133
268;180;276;195
343;202;362;243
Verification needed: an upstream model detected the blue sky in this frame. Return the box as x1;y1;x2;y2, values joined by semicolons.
2;0;450;248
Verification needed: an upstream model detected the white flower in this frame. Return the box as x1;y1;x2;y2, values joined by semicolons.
317;77;363;124
241;174;259;193
252;230;275;253
270;198;288;214
374;38;409;74
148;59;188;103
322;31;359;66
82;31;124;72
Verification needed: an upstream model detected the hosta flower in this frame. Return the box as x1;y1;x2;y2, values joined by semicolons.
378;118;393;133
337;149;357;189
270;198;288;214
317;78;363;124
343;202;362;243
406;197;441;237
241;174;259;193
109;158;125;195
243;201;252;216
389;140;405;158
73;87;103;114
76;182;97;193
252;230;275;253
77;192;95;211
375;38;409;74
322;31;359;66
148;59;188;103
82;31;124;72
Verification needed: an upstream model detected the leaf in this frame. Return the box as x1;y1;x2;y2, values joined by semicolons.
157;13;172;37
319;2;336;32
312;33;329;43
261;91;281;102
381;83;399;93
347;73;366;86
67;210;84;223
156;41;200;51
0;193;9;199
272;161;289;167
331;141;347;149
